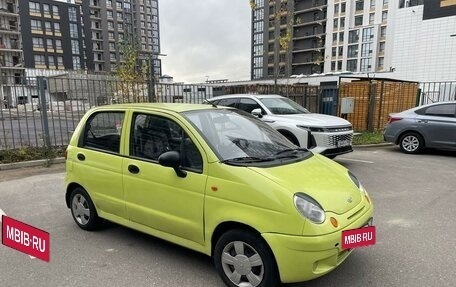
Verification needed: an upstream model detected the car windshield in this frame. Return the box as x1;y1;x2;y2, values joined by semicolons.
259;97;310;115
183;109;311;165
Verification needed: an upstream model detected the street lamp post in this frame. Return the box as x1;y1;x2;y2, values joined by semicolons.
145;52;166;103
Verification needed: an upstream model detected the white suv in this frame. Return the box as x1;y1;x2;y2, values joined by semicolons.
205;94;353;158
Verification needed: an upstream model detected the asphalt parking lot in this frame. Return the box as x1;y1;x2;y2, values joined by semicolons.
1;145;455;287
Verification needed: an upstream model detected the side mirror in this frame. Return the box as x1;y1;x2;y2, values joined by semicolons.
158;151;187;178
251;108;263;118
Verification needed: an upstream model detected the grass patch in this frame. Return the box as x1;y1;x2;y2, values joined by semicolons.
0;146;66;164
353;131;385;145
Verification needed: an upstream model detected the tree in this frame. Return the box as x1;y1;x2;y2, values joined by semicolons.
113;39;149;103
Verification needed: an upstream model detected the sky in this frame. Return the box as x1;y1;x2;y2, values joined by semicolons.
159;0;251;83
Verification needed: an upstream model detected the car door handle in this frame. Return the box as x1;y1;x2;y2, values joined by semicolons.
417;120;428;123
77;153;85;161
128;164;140;174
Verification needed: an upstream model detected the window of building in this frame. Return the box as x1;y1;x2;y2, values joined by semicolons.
334;4;339;14
333;19;338;29
107;11;113;18
383;0;389;6
48;55;55;67
340;17;345;28
32;37;44;48
108;21;114;30
29;2;40;14
73;56;81;69
379;42;385;53
110;52;116;61
355;0;364;11
70;23;78;38
338;46;344;57
57;56;63;66
55;39;62;50
44;21;52;33
116;1;122;9
370;0;375;8
348;44;359;57
380;26;387;38
332;47;337;57
118;23;124;30
46;39;53;49
109;42;116;50
341;2;346;12
382;11;388;22
377;57;384;69
54;22;61;33
349;30;359;43
362;27;374;42
361;43;372;56
347;59;358;72
108;32;115;40
31;19;42;31
254;21;263;32
107;0;112;7
339;32;344;42
43;4;50;14
331;61;336;71
337;60;342;71
52;5;59;17
355;16;363;26
369;13;375;24
360;58;372;71
117;12;123;19
68;7;77;22
71;40;79;54
34;54;46;65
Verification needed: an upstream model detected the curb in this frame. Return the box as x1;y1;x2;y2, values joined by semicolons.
353;143;393;148
0;157;65;171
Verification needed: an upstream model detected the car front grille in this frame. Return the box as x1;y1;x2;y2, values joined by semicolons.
328;133;353;146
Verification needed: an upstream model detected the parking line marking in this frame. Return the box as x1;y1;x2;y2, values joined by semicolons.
337;158;374;164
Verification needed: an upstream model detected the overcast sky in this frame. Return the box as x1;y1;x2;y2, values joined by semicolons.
159;0;251;83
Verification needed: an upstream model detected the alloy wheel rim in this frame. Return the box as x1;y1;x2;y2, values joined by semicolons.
221;241;264;287
72;194;90;225
402;136;419;152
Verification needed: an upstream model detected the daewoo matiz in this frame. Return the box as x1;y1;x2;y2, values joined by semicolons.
65;103;374;287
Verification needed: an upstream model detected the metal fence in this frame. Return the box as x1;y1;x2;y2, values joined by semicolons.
1;75;454;150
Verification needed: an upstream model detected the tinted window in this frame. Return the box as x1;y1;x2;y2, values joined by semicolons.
82;111;124;153
238;98;262;113
217;98;238;107
130;113;203;172
422;104;456;117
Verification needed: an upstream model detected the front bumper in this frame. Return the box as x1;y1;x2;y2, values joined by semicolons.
320;145;353;157
262;203;373;283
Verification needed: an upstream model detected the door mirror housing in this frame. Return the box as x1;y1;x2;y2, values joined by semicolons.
158;151;187;178
251;108;263;118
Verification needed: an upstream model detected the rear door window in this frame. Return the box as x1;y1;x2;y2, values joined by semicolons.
238;98;262;113
421;104;456;117
81;111;124;153
217;98;239;107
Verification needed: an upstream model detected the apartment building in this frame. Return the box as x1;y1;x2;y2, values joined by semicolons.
0;0;23;107
19;0;85;70
78;0;161;75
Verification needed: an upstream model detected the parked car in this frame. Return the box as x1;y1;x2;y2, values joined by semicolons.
383;101;456;154
204;94;353;158
65;103;374;287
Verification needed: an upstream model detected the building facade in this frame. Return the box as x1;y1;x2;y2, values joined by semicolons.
251;0;456;82
19;0;85;70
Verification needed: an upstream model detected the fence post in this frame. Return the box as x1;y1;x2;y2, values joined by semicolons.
366;80;376;132
37;76;51;148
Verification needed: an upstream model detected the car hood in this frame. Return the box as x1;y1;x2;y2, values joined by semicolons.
266;113;351;127
248;155;362;214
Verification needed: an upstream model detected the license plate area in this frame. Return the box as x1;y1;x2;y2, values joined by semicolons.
337;139;351;147
341;224;376;250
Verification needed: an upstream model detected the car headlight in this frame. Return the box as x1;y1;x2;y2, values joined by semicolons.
293;193;325;224
348;171;370;200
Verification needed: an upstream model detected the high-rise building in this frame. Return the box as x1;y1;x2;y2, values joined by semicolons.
77;0;161;75
0;0;24;107
251;0;456;82
18;0;85;70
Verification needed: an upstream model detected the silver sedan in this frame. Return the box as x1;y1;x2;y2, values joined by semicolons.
383;101;456;154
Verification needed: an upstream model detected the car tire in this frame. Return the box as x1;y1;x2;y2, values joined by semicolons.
214;229;279;287
399;132;424;154
70;187;102;231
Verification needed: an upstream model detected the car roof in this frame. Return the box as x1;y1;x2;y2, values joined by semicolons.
93;103;222;113
207;94;284;101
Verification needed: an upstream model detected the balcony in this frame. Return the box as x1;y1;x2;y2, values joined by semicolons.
293;32;325;41
0;5;18;16
294;5;326;15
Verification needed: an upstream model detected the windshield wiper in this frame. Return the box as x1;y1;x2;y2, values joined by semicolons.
222;156;275;163
273;148;308;157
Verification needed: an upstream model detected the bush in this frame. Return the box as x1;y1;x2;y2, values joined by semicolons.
0;146;66;164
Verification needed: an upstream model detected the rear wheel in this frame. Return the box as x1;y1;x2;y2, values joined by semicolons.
70;187;102;231
399;132;424;154
214;229;279;287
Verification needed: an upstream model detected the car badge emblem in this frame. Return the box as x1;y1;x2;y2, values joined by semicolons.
347;197;353;203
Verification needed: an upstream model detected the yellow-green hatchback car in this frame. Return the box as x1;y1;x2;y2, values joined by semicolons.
65;103;374;287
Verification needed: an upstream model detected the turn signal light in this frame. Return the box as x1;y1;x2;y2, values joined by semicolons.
330;217;338;228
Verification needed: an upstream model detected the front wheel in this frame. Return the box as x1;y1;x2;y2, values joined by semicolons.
399;132;424;154
70;187;102;231
214;229;279;287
